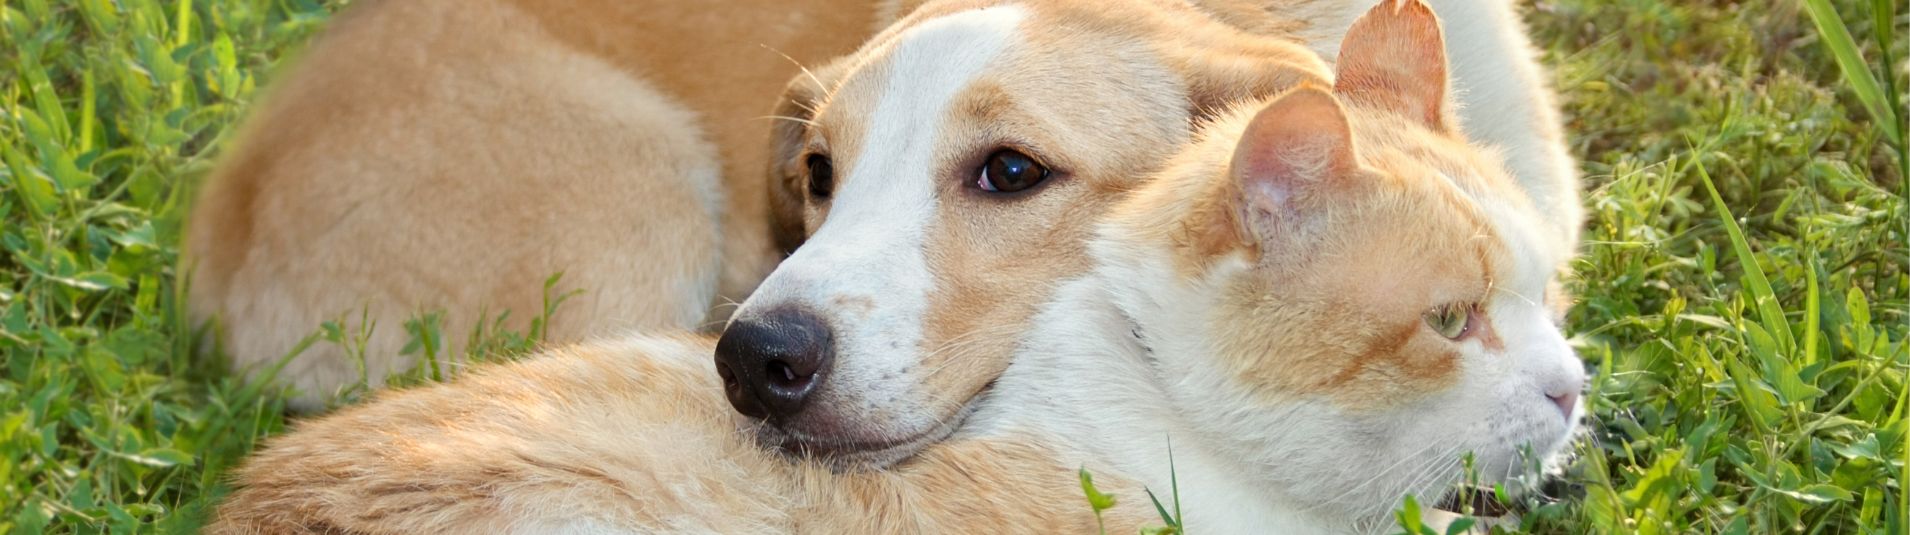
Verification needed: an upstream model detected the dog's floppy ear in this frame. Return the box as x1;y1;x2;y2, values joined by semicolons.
1228;84;1359;247
764;61;844;255
1166;40;1330;125
1334;0;1453;133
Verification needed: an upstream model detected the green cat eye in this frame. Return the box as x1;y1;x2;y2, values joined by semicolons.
1425;304;1472;340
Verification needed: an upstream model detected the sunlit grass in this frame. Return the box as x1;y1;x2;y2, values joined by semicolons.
0;0;1902;532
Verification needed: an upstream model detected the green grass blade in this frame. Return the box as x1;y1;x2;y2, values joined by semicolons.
1801;257;1819;367
1145;488;1176;529
1801;0;1904;145
1694;156;1794;356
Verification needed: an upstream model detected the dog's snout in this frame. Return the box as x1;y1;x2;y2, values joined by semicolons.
714;307;836;421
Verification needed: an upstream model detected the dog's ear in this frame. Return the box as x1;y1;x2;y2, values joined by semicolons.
1166;40;1330;125
1227;84;1359;246
765;61;844;255
1334;0;1453;133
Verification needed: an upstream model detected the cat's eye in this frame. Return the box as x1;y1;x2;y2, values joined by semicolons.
976;149;1049;193
1424;304;1475;340
806;154;834;199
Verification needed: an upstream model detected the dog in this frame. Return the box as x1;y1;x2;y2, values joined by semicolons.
717;0;1580;469
183;0;882;409
210;3;1585;532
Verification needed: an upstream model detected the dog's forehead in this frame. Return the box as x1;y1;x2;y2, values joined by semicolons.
822;1;1171;120
843;6;1030;91
805;6;1029;148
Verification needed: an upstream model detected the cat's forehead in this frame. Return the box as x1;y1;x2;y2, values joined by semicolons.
1363;129;1558;286
1420;156;1565;291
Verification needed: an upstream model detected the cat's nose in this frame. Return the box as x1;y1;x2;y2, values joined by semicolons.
1545;388;1579;420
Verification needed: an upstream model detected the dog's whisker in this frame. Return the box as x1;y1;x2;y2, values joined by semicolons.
759;115;819;127
760;43;828;93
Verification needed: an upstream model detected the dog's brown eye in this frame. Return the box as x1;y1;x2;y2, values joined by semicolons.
976;149;1049;193
806;154;834;199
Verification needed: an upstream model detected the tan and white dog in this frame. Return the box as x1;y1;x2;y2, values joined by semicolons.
716;0;1580;469
184;0;881;409
212;3;1585;532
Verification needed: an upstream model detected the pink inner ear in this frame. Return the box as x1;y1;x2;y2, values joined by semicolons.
1230;86;1357;217
1332;0;1450;130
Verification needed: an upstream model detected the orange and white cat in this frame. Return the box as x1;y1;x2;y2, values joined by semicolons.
211;2;1585;533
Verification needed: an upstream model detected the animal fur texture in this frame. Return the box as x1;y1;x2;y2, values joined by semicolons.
724;0;1580;467
213;2;1585;533
184;0;880;409
185;0;1578;416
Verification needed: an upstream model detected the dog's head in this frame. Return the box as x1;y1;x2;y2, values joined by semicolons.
1092;1;1585;527
714;0;1327;468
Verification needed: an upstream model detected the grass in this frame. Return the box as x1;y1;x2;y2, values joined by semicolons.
0;0;1903;533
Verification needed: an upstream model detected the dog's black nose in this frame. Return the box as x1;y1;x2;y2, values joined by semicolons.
714;307;834;421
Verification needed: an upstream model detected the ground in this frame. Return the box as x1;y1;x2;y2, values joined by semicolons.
0;0;1903;533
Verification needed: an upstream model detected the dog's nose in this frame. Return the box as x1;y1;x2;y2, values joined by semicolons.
714;307;835;421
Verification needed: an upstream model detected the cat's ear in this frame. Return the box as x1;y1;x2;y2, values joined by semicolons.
1228;84;1358;242
1334;0;1453;132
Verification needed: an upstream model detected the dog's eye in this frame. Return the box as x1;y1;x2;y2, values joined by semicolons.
806;154;834;199
976;149;1049;193
1424;303;1475;340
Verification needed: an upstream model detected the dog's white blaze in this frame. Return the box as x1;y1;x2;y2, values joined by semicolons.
744;6;1026;418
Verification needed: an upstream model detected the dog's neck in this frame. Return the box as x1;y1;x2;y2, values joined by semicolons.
957;274;1353;534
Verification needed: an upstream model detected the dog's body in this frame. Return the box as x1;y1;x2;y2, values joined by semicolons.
213;3;1587;533
206;335;1152;533
185;0;880;408
185;0;1578;413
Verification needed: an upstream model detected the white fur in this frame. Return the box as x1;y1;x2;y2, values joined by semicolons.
966;274;1348;533
954;164;1585;534
510;519;635;535
733;6;1028;434
958;231;1583;533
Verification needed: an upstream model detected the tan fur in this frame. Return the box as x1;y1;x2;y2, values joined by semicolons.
208;336;1154;534
185;0;879;408
750;0;1333;450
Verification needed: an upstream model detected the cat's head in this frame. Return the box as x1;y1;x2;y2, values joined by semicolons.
1093;0;1584;526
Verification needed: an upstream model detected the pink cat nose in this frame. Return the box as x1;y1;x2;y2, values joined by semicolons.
1546;389;1579;419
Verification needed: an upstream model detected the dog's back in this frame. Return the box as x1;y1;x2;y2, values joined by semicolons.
208;334;1142;533
185;0;877;409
